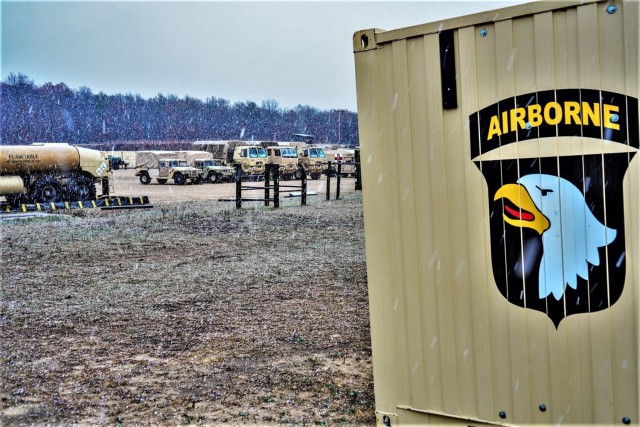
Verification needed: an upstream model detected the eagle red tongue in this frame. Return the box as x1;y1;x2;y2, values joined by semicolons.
504;204;534;221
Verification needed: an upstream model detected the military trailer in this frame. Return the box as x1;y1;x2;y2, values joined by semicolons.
324;148;356;177
135;151;202;185
354;1;638;426
0;142;109;205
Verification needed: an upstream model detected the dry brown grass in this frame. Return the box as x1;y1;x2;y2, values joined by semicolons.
0;186;373;425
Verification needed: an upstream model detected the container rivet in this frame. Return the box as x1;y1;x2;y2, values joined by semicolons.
607;4;617;14
611;113;619;123
622;417;631;425
480;29;488;37
539;404;547;412
525;122;532;130
499;411;506;419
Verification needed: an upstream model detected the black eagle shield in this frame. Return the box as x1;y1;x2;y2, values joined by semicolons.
469;90;638;327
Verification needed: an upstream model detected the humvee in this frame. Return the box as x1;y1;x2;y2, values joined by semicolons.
136;152;202;185
194;158;235;183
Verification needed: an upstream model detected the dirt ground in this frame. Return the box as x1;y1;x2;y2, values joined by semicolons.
0;171;374;425
110;169;357;203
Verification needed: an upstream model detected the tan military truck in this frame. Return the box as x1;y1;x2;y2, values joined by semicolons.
286;142;326;180
194;158;235;183
261;142;299;180
192;140;266;178
135;151;202;185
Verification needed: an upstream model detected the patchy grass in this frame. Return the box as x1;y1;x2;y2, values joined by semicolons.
0;193;373;425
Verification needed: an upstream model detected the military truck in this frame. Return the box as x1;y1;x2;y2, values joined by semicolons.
192;140;267;178
135;151;202;185
194;158;235;183
261;142;299;180
0;142;109;205
285;142;326;180
106;154;129;170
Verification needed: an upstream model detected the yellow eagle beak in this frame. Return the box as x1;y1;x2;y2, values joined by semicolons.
494;183;550;235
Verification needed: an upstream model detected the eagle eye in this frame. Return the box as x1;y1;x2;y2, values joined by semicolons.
536;185;554;196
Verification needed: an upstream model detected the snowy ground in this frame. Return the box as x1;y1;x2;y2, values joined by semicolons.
0;175;373;425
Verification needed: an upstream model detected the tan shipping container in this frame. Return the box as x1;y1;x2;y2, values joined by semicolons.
353;1;638;425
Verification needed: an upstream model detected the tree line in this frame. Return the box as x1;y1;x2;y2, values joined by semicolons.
0;73;359;150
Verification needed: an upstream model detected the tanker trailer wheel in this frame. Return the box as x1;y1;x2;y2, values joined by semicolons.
173;172;186;185
139;173;151;185
68;176;96;201
32;176;64;203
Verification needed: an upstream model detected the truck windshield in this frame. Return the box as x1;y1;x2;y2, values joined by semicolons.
309;148;326;158
202;160;214;166
174;161;188;167
247;147;269;158
281;148;297;158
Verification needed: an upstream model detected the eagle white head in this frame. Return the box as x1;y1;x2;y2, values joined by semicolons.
494;173;617;300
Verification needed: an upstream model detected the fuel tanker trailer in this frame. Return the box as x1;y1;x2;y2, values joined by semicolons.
0;143;109;205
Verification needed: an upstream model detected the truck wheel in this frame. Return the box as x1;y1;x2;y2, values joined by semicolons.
139;173;151;185
193;176;203;185
32;176;64;203
68;176;96;201
112;163;120;170
209;172;220;183
311;173;321;180
173;172;186;185
294;168;302;180
157;179;167;185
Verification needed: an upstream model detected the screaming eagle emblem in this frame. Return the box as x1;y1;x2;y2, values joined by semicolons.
495;174;616;301
469;89;638;327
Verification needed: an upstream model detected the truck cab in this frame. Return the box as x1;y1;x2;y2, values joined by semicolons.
295;145;326;180
265;146;298;180
232;146;267;176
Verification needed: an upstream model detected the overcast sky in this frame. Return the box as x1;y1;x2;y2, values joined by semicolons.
2;1;529;112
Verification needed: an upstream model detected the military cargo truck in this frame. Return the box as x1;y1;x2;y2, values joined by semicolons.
354;1;638;426
0;142;109;205
135;151;202;185
261;142;299;180
286;142;326;180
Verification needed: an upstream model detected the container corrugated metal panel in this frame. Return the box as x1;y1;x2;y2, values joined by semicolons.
354;1;638;425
